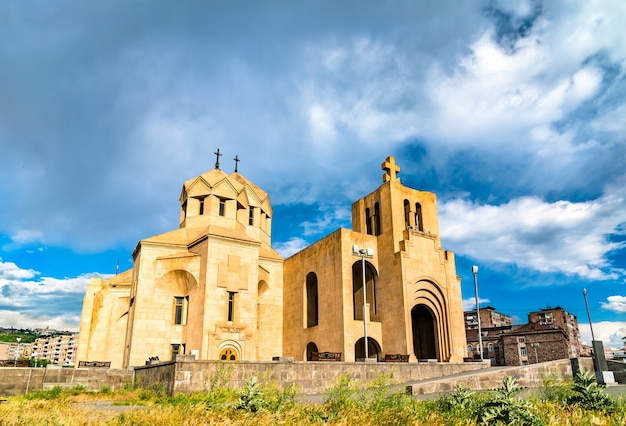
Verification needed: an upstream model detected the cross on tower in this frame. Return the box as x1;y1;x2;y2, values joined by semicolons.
234;155;240;173
214;148;222;170
381;156;400;182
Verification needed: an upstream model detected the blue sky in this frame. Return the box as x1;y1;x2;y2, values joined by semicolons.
1;1;624;348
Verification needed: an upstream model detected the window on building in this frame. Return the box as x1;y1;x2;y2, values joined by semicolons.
415;203;423;231
374;202;381;236
352;261;378;321
306;272;319;328
198;197;205;215
467;344;473;355
520;347;527;357
219;199;225;216
488;343;494;352
249;207;254;225
518;337;525;343
366;208;372;235
404;199;411;228
219;348;237;361
174;296;188;325
171;343;185;360
227;291;236;322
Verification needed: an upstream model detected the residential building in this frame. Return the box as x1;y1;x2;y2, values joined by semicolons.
528;307;581;358
31;334;78;366
464;306;512;330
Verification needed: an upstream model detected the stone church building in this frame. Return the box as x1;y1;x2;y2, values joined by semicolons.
77;156;467;368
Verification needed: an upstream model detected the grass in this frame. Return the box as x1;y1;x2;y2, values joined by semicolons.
0;370;624;425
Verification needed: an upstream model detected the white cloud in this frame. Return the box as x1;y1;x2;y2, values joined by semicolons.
274;237;309;258
0;259;105;330
601;295;626;313
440;190;626;280
462;297;491;312
301;206;351;237
579;321;626;348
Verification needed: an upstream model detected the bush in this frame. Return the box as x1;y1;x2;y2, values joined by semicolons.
235;376;265;413
477;376;540;425
567;369;614;411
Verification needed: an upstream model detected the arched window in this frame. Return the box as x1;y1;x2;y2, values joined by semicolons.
365;208;372;235
219;347;238;361
306;272;318;327
415;203;423;232
488;343;494;352
404;199;411;229
352;261;378;321
374;202;381;236
467;344;473;355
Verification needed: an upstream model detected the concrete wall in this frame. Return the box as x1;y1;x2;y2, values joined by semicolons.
2;357;595;397
0;366;132;396
407;357;595;395
139;356;491;395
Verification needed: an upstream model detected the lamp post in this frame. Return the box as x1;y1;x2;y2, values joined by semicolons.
15;337;21;366
472;266;483;361
583;288;596;342
353;245;374;361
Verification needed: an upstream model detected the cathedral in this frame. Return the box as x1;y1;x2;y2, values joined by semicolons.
76;155;467;368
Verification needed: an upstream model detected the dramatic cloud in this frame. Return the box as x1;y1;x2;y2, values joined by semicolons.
1;1;625;330
440;190;626;280
579;321;626;348
0;259;104;330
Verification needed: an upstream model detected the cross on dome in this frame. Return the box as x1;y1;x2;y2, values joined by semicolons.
381;156;400;182
214;148;222;170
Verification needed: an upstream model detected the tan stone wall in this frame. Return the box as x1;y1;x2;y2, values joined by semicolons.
0;367;132;397
168;358;491;395
76;276;131;369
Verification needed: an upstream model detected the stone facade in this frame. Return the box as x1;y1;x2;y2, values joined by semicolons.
467;322;571;366
528;307;581;358
283;157;466;362
77;156;467;367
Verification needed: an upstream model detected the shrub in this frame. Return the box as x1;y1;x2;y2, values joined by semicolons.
23;385;64;400
321;373;363;421
536;373;572;403
567;369;614;411
477;376;540;425
235;376;265;413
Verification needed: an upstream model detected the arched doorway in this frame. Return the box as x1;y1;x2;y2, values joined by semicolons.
411;305;437;360
219;348;238;361
305;342;318;361
354;337;381;361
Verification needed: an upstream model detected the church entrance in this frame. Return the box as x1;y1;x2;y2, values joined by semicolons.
219;348;238;361
354;337;381;361
411;305;437;360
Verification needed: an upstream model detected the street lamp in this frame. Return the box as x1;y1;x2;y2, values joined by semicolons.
472;266;483;361
353;245;374;361
15;337;21;366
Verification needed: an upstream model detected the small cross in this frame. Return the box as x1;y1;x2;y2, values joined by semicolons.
214;148;222;170
234;155;240;173
381;156;400;182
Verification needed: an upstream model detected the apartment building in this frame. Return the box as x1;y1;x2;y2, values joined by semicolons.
528;307;581;358
31;333;79;366
464;306;512;330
